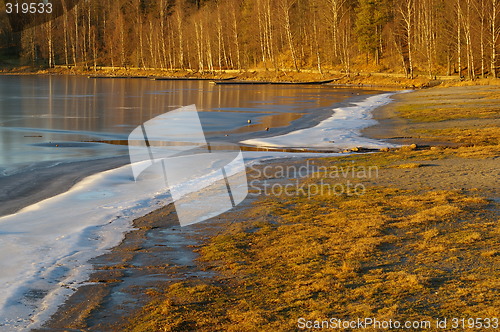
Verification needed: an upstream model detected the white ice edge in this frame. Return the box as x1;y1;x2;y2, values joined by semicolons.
0;91;402;330
0;150;335;331
241;91;409;150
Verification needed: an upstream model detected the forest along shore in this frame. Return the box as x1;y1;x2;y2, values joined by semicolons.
1;1;498;83
37;85;499;331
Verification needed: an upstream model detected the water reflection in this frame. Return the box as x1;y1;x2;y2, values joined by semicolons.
0;75;376;169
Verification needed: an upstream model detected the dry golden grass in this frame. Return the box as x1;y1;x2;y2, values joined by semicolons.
397;104;500;123
392;162;425;169
125;182;498;331
414;127;500;146
439;78;500;87
390;87;500;160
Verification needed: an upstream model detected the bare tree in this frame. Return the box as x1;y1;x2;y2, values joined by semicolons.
399;0;414;78
279;0;299;71
174;2;185;69
457;0;463;78
46;20;54;68
463;0;475;79
230;1;242;70
491;0;500;77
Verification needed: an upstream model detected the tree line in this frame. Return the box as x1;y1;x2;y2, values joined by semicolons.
2;0;499;79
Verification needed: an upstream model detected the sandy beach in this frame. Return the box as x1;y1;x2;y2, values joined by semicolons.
35;85;499;331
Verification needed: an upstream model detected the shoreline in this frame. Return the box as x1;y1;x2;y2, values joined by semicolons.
33;89;409;330
0;88;381;218
1;66;447;89
0;156;129;217
26;89;398;330
0;87;385;330
2;65;500;89
12;85;500;330
0;87;391;217
113;85;498;330
35;157;331;331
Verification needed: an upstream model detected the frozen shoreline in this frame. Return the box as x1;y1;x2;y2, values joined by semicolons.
0;150;339;331
0;91;396;331
241;92;404;151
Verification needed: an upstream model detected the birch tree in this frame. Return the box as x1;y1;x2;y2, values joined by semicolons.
491;0;500;77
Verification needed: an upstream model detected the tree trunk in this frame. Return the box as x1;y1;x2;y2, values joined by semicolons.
480;0;486;78
492;0;499;77
138;9;145;68
231;4;241;70
400;0;414;79
73;4;79;66
195;21;204;72
47;21;54;68
457;0;462;78
217;4;224;70
176;10;185;69
159;0;167;69
120;12;126;67
63;9;69;66
464;0;475;79
312;0;322;74
282;0;299;71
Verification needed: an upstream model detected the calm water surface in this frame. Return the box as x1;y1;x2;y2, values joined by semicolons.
0;75;376;174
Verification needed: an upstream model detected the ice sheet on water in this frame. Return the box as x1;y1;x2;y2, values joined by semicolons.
241;92;406;150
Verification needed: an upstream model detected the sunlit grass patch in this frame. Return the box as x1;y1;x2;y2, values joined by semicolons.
415;127;500;146
125;185;498;331
392;162;425;168
389;87;499;160
408;204;463;224
397;104;500;123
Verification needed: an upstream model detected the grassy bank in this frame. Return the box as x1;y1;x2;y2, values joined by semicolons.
123;88;499;331
129;189;498;331
364;85;500;154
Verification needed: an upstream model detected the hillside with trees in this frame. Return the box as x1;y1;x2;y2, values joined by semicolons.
0;0;499;79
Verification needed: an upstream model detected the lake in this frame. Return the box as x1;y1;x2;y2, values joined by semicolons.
0;75;377;175
0;75;389;330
